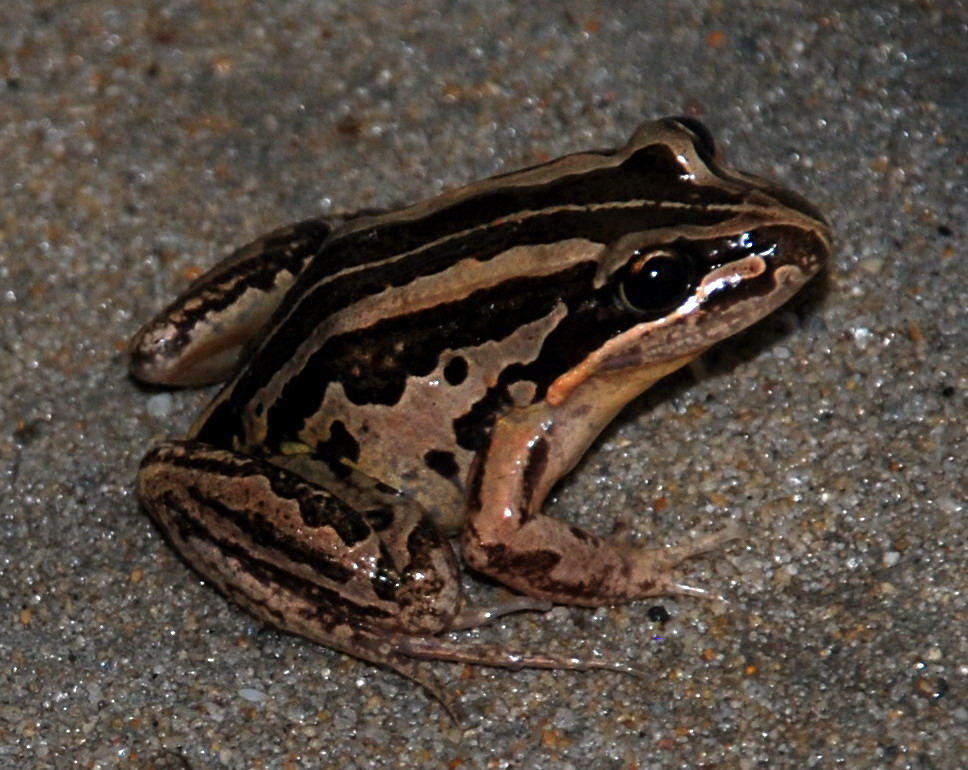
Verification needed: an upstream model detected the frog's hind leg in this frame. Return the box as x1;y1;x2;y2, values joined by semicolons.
137;441;638;721
129;218;334;386
136;441;466;690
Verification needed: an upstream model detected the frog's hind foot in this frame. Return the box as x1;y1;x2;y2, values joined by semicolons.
384;637;640;726
395;635;643;676
381;654;467;724
636;521;747;601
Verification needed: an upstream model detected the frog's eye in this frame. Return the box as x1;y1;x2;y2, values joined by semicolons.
617;249;695;318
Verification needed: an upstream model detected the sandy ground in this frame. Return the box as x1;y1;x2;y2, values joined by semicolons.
1;1;965;767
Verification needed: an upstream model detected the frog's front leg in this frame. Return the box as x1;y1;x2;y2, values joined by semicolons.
462;394;737;606
129;218;333;386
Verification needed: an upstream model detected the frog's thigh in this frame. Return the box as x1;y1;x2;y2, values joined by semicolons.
129;218;333;386
137;441;462;646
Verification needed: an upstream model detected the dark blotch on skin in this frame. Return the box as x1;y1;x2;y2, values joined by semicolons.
465;457;484;514
568;525;595;544
164;486;358;585
521;436;549;519
312;420;360;477
373;479;400;495
424;449;460;482
406;516;449;558
443;356;469;386
363;542;400;602
283;267;594;411
478;540;612;602
291;488;372;547
452;385;513;453
478;543;562;579
363;507;394;532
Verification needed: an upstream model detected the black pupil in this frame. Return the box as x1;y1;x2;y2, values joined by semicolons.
622;255;692;316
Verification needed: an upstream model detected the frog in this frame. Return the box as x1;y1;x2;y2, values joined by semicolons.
130;117;831;713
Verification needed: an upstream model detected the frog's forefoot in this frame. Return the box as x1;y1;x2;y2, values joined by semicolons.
662;522;746;562
630;522;746;600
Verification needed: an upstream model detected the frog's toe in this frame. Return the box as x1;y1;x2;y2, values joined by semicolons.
449;596;553;631
664;579;731;603
629;522;745;599
660;522;747;565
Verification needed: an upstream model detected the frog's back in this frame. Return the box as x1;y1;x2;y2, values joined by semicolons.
190;117;828;527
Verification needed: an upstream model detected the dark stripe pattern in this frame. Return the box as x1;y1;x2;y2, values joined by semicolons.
236;144;742;389
142;442;457;628
195;142;751;450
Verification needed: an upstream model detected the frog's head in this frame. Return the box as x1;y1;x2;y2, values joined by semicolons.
529;116;832;408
